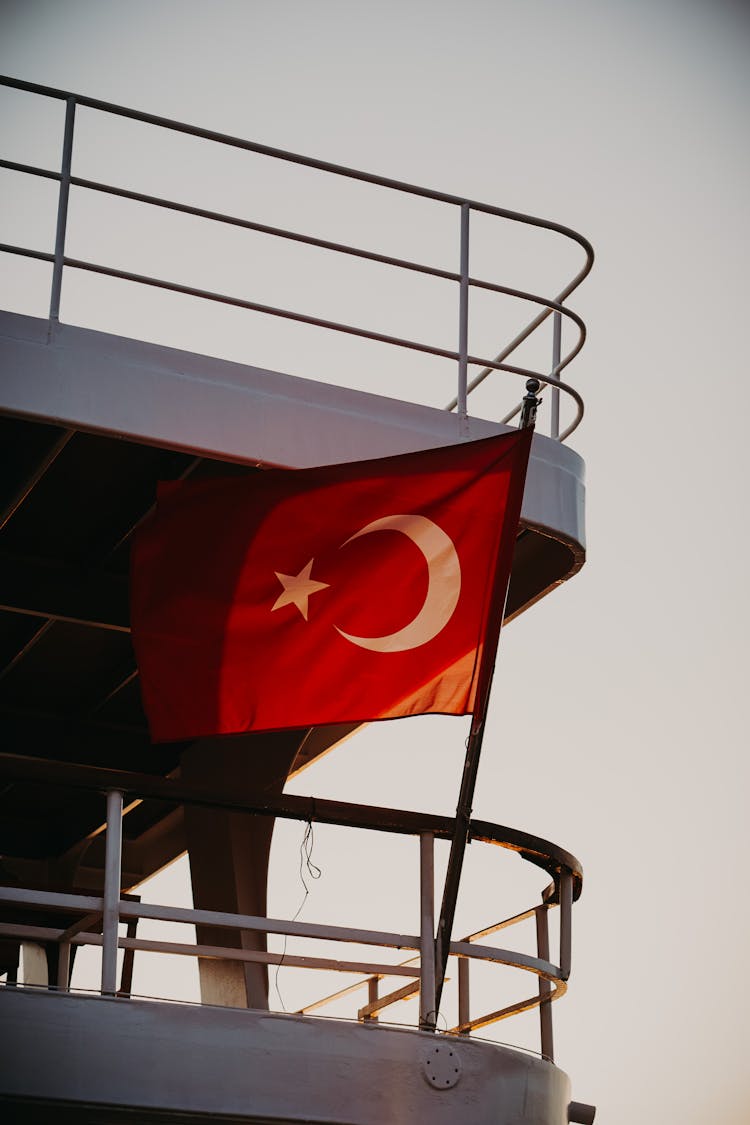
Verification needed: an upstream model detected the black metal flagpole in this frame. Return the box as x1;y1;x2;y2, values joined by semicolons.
431;380;540;1022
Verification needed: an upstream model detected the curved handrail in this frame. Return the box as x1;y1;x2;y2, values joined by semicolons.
0;752;582;897
0;76;594;263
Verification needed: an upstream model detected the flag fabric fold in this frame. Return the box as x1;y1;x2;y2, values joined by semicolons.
130;430;532;742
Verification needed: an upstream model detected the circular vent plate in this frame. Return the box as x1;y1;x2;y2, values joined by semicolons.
422;1042;462;1090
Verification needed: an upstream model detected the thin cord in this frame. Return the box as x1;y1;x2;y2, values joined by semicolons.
274;819;321;1011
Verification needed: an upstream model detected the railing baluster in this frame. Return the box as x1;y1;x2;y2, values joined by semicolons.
535;904;554;1061
457;957;470;1033
49;96;76;328
56;941;71;992
550;309;562;439
419;831;436;1028
101;788;124;996
364;976;379;1022
457;203;470;438
559;871;573;980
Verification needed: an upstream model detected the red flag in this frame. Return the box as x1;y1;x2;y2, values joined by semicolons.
130;430;532;742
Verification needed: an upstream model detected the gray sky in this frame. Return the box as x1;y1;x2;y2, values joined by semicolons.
2;2;749;1121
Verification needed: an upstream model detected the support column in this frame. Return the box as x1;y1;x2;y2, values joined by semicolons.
181;730;303;1010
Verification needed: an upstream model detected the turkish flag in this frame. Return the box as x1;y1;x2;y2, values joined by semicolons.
130;430;531;742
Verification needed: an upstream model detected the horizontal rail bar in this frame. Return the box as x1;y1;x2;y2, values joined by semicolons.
69;175;461;283
119;899;421;953
63;254;466;361
448;939;561;982
0;242;54;264
110;935;421;979
0;888;420;954
450;986;567;1035
0;158;61;182
463;905;540;943
0;915;561;987
0;76;594;276
0;922;420;979
297;974;386;1015
0;887;103;913
0;914;564;1010
0;922;68;942
358;980;420;1019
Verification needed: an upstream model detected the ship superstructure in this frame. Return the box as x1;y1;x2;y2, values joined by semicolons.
0;76;595;1123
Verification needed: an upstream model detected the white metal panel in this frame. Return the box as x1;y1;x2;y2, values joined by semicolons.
0;312;585;550
0;988;571;1125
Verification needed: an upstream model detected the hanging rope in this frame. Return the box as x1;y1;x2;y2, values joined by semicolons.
274;819;321;1010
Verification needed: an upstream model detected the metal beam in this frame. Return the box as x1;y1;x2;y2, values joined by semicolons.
106;454;205;557
0;619;54;684
0;431;74;533
85;667;139;717
0;551;130;631
0;707;153;754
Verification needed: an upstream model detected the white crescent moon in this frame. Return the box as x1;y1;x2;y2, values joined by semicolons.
334;514;461;653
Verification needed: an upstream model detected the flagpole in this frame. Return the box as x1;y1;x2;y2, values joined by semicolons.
432;382;539;1022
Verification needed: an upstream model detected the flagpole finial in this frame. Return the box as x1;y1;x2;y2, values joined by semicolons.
519;379;541;429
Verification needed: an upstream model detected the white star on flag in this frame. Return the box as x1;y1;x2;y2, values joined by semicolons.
272;559;329;620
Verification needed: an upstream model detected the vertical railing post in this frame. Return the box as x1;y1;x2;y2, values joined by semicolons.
364;976;379;1022
101;788;124;996
419;831;436;1028
49;95;76;328
457;956;470;1033
535;904;554;1061
550;309;562;439
56;941;71;992
457;203;471;439
559;870;573;980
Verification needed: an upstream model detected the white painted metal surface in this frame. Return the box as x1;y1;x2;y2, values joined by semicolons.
0;988;572;1125
0;311;585;551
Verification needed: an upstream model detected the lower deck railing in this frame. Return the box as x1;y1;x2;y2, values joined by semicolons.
0;754;581;1061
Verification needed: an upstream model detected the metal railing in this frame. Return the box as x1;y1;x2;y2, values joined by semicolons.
0;753;580;1060
0;75;593;441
